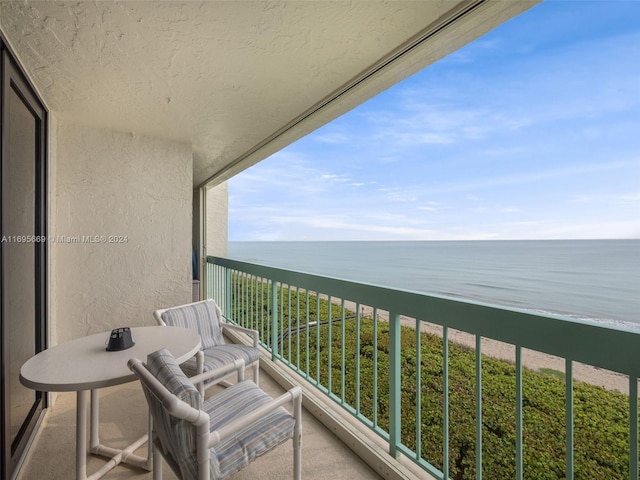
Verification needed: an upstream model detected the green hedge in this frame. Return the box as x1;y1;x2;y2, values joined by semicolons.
230;283;634;480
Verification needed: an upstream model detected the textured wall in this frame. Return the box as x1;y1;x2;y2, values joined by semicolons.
0;1;539;186
53;122;192;342
48;116;59;347
206;182;228;258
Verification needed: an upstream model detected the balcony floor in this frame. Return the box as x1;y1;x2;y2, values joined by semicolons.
17;368;381;480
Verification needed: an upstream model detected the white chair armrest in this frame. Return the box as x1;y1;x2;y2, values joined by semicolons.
207;386;302;448
189;358;245;393
221;322;259;348
128;357;206;424
153;308;167;326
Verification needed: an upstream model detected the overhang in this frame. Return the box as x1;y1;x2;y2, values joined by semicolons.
0;1;538;187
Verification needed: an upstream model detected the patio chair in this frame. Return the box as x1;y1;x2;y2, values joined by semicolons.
154;299;260;394
129;349;302;480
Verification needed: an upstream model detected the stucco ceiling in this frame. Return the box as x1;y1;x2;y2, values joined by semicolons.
0;1;536;187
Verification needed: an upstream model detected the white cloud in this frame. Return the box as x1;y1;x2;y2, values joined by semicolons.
230;152;640;241
313;131;351;144
617;193;640;203
423;159;640;196
570;190;640;205
524;221;640;240
229;4;640;242
320;173;351;183
416;201;448;212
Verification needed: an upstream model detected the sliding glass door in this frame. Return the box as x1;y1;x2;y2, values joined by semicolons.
1;45;47;479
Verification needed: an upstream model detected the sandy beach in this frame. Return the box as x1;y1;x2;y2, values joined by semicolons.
348;303;631;395
421;320;629;394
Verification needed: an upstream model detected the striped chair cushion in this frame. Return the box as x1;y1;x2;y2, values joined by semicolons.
179;344;260;380
145;349;201;480
204;379;296;479
161;300;225;350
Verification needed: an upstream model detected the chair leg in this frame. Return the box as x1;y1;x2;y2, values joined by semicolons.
253;361;260;385
293;393;302;480
196;350;205;397
152;441;163;480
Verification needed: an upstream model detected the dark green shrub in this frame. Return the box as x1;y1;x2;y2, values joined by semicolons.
228;282;633;480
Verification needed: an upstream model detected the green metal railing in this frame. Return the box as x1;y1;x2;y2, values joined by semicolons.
207;256;640;480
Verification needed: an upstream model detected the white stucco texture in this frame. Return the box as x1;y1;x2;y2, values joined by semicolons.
53;122;192;342
206;182;228;258
0;0;513;186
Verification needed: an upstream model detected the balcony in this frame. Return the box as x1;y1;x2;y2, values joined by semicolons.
1;2;549;478
17;366;381;480
16;256;640;480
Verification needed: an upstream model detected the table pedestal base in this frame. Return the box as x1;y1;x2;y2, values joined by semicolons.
76;389;152;480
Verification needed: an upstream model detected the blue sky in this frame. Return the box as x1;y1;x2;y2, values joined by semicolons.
229;1;640;242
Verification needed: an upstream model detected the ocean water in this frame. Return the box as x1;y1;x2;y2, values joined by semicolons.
228;239;640;329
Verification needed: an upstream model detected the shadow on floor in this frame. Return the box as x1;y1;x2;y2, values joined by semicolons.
18;369;380;480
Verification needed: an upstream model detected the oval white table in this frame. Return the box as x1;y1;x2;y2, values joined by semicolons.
20;326;201;480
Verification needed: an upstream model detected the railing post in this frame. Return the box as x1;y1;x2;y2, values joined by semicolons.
225;267;232;319
476;335;483;480
516;346;523;480
389;311;401;458
566;359;574;480
271;281;279;360
629;376;638;480
443;326;449;479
